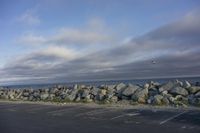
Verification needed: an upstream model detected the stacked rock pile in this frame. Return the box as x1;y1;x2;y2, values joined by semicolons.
0;80;200;107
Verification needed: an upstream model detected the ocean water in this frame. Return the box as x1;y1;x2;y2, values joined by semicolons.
2;76;200;90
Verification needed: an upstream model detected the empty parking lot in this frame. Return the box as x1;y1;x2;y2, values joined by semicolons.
0;102;199;133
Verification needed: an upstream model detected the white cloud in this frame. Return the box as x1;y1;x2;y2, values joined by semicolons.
41;46;79;60
18;34;46;46
17;9;41;25
51;28;112;45
17;17;115;46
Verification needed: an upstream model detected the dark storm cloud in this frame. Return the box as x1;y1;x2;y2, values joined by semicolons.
1;11;200;85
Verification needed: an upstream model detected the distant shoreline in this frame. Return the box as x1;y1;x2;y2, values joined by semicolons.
1;76;200;89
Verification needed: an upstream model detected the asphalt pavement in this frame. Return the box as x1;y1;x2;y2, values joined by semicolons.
0;102;199;133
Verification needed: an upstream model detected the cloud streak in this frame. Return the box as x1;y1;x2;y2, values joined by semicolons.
17;8;41;26
18;18;114;47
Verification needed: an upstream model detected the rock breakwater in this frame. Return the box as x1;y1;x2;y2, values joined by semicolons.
0;80;200;107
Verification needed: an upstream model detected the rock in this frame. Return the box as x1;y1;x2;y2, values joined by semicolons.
50;88;59;94
169;87;188;96
144;83;150;89
16;92;23;99
175;79;183;87
90;87;99;96
195;91;200;97
33;91;40;99
182;81;191;88
106;86;115;99
187;86;200;94
75;95;81;102
106;92;114;99
152;95;163;105
22;97;28;101
85;96;93;102
107;85;116;90
175;95;188;104
23;92;30;97
60;91;67;99
159;80;181;92
195;82;200;86
168;96;176;103
81;89;90;99
115;83;126;93
131;88;148;103
148;88;159;97
67;89;78;101
44;88;49;93
28;95;34;101
162;97;170;105
169;95;188;106
107;85;115;93
8;91;15;100
95;89;107;101
0;90;4;95
109;96;118;103
100;89;107;95
161;90;168;95
122;84;139;97
96;93;106;101
188;95;197;105
147;96;154;104
121;95;130;100
74;84;78;90
149;81;160;89
40;93;49;100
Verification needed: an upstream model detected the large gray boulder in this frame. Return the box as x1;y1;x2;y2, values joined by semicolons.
107;85;116;90
95;89;107;101
143;83;150;89
95;93;106;101
67;89;78;101
159;80;182;92
131;88;148;103
49;94;55;100
149;81;160;89
162;97;170;105
90;87;99;96
195;91;200;97
50;88;59;94
109;96;118;103
33;91;40;99
81;89;90;99
23;92;30;97
187;86;200;94
106;86;115;99
188;95;197;105
115;83;126;93
40;93;49;100
122;84;139;97
182;81;191;88
60;91;67;99
152;95;163;105
8;91;15;100
169;87;188;96
16;91;23;99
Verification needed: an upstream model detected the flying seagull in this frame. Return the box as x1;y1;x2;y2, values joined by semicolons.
152;60;156;64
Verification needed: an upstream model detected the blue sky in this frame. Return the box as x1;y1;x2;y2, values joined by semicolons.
0;0;200;85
